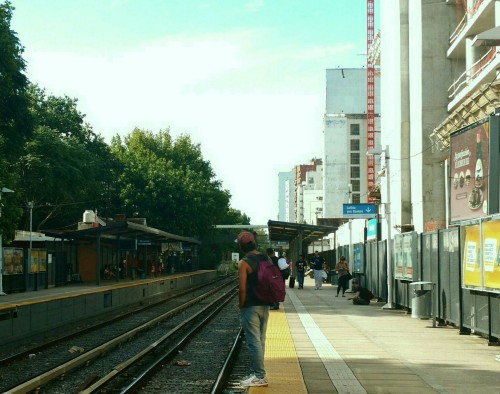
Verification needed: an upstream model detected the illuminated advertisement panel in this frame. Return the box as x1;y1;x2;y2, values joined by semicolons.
462;225;482;289
482;220;500;292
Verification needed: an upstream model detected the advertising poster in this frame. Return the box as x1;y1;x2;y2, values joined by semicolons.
403;233;413;280
394;235;404;279
2;248;24;274
462;225;482;288
30;250;39;273
482;221;500;291
450;119;489;222
39;250;47;272
353;244;363;273
3;248;13;274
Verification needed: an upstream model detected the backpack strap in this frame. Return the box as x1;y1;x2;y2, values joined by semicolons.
243;253;260;272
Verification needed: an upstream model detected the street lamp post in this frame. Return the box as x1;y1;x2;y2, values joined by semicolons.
0;187;15;296
367;146;394;309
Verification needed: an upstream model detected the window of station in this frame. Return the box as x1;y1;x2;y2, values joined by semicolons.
351;152;360;165
350;123;360;135
350;139;360;151
352;193;361;203
351;180;360;192
350;166;360;178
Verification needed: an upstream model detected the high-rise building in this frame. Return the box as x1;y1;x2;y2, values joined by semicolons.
278;171;294;222
380;1;455;234
323;68;381;219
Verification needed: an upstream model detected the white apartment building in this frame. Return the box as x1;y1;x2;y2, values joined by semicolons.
297;165;323;225
323;68;381;219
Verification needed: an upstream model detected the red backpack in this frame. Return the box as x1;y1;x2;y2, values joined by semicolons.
244;254;286;304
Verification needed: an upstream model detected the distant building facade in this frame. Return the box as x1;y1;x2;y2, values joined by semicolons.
323;68;381;219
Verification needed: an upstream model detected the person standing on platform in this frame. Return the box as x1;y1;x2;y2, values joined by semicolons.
277;253;289;281
237;231;269;387
296;255;307;289
310;251;325;290
267;248;281;310
335;256;350;297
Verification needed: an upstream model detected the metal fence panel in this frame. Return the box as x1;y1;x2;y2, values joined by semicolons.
448;228;461;325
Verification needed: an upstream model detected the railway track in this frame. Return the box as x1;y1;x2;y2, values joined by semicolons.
0;278;241;393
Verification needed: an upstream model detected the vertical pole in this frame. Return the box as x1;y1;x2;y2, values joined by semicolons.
383;146;395;309
348;183;354;289
0;191;4;296
96;233;101;286
28;202;35;290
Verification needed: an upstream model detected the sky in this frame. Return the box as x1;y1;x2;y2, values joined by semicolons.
10;0;373;225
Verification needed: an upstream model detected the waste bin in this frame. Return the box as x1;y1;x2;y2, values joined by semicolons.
410;281;433;319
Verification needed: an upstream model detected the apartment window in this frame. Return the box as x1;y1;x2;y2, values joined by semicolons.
351;153;360;165
351;180;360;192
350;123;360;135
350;139;360;151
350;166;360;178
352;193;360;204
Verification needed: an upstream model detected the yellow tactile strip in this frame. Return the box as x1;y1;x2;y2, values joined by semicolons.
249;307;308;394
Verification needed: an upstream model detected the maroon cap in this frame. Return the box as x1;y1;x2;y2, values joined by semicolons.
236;231;255;244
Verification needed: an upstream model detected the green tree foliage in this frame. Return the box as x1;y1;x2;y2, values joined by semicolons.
17;85;116;230
0;1;32;239
0;1;31;159
110;128;231;236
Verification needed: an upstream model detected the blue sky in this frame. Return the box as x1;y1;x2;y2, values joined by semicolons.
11;0;376;225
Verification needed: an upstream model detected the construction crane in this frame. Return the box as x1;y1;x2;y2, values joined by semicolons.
366;0;376;202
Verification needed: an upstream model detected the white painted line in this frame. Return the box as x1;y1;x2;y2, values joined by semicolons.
288;291;367;394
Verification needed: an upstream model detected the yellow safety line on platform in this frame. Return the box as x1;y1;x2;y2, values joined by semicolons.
250;307;307;394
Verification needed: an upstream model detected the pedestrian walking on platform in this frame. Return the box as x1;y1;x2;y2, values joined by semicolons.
267;248;281;310
296;255;307;289
310;251;325;290
335;256;350;297
237;231;269;387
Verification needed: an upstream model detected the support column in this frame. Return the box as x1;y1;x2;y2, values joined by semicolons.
400;0;412;226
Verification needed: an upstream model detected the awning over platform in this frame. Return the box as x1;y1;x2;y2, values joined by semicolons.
43;220;201;245
267;220;337;244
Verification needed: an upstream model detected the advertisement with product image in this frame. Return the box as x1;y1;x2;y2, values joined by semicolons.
450;119;489;222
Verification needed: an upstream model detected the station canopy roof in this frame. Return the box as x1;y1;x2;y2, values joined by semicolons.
43;220;201;245
267;220;337;244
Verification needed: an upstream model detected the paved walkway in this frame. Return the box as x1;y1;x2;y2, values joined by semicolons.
254;280;500;394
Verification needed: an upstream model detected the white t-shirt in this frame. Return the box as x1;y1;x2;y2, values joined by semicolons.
277;257;289;270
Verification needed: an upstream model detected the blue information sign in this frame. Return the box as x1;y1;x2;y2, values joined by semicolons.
342;203;376;218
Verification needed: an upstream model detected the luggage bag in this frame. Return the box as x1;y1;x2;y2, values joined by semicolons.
289;276;295;288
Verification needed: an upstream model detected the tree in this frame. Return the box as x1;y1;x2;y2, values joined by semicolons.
0;1;32;159
0;1;32;240
110;128;231;236
17;85;115;231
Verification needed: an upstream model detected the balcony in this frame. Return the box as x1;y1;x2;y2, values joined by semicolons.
448;46;499;111
448;0;495;60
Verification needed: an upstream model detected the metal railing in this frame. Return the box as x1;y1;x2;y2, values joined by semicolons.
448;47;498;99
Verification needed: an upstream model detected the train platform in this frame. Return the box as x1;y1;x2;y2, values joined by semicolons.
255;281;500;394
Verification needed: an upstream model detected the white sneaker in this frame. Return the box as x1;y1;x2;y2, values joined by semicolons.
240;374;256;385
241;376;268;387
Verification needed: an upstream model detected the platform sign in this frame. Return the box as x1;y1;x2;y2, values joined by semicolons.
366;218;378;241
343;203;376;219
